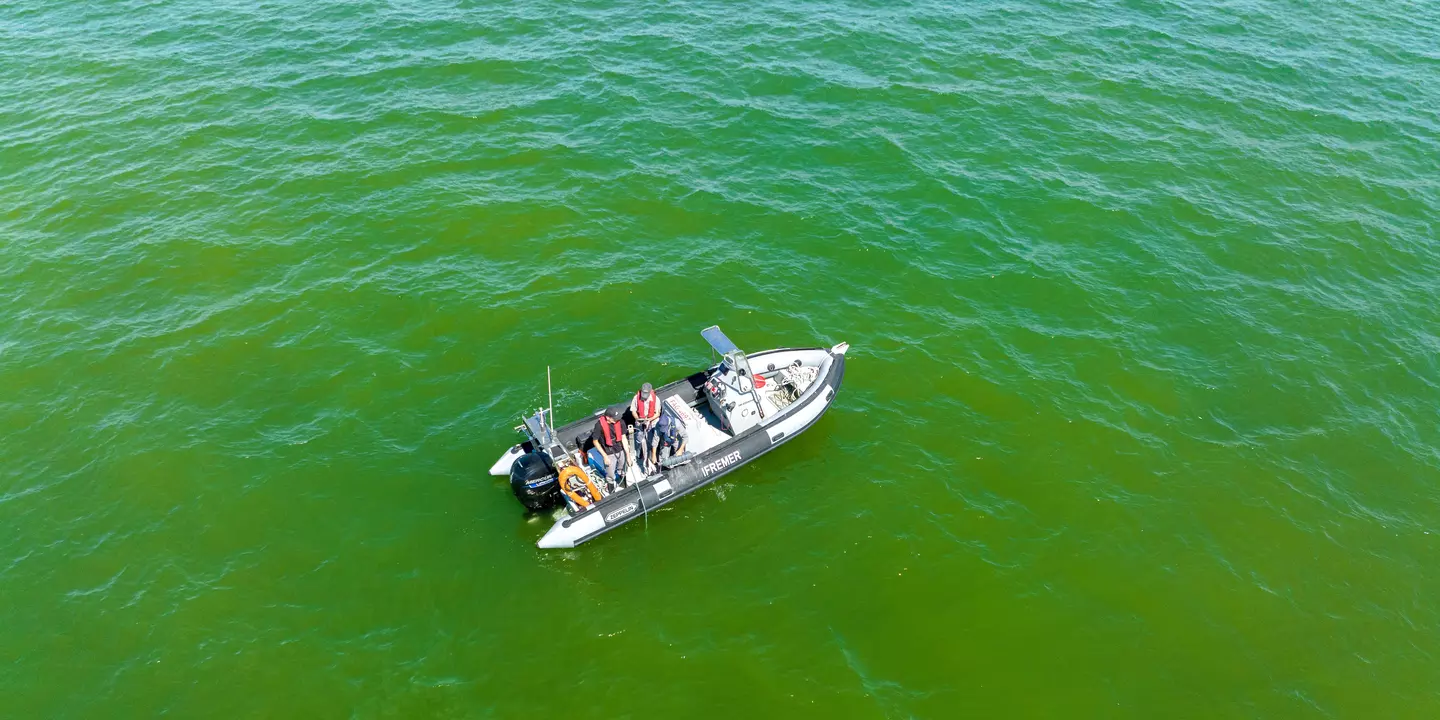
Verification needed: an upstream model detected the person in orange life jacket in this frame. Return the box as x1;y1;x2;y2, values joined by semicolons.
630;382;661;472
590;405;632;484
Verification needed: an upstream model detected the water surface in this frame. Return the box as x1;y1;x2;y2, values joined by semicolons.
2;0;1439;716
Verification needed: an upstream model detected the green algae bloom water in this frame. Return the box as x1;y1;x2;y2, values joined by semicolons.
2;0;1438;716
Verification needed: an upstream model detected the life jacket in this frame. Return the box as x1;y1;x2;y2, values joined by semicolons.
559;465;601;509
633;391;658;420
599;416;625;448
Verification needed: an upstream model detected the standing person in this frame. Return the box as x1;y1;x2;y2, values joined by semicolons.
630;382;662;473
590;405;632;485
650;412;689;468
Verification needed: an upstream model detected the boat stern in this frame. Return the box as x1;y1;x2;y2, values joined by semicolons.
489;444;525;476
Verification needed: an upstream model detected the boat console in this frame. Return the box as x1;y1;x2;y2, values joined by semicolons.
705;363;762;435
700;326;768;435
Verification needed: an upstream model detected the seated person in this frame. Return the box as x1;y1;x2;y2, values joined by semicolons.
651;412;689;467
591;405;632;484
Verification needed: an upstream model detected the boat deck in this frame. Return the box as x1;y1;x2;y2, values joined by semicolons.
689;402;732;455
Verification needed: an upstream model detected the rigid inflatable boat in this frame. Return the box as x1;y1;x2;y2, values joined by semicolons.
490;326;848;548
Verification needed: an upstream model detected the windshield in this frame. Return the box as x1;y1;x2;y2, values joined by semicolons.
701;325;740;356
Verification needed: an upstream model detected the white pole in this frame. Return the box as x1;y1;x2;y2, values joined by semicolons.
547;366;554;444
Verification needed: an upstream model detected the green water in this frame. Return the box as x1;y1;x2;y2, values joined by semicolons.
3;0;1439;716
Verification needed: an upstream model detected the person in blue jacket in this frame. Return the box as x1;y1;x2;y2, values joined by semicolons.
650;412;688;468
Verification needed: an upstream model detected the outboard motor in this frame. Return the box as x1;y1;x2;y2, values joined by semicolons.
510;451;560;511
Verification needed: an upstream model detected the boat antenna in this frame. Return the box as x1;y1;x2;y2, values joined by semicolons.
546;366;554;445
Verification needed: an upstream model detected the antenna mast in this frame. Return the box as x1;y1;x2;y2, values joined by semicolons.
546;366;554;445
